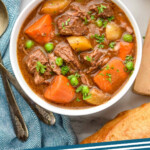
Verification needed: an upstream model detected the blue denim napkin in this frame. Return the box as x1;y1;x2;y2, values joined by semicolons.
0;0;77;149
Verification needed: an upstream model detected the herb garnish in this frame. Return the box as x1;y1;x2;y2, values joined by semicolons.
88;11;92;14
105;65;110;70
108;16;115;22
111;67;114;69
91;15;95;20
106;73;112;82
97;5;107;14
109;42;116;49
68;73;81;80
76;98;81;102
98;44;104;48
76;85;91;100
86;56;92;62
83;94;92;100
99;73;104;76
76;85;83;93
84;17;88;25
65;18;71;26
103;20;108;28
62;22;65;30
36;61;47;74
125;56;134;64
94;34;105;45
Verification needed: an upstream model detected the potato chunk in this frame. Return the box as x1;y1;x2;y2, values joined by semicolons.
106;22;122;41
85;88;110;106
40;0;71;16
67;36;92;52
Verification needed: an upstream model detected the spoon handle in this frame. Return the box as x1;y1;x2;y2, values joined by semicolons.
0;63;56;125
1;70;28;141
0;55;28;141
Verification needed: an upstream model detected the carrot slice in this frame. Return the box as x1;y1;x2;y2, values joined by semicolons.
25;14;54;45
118;42;134;60
93;59;128;94
44;75;75;104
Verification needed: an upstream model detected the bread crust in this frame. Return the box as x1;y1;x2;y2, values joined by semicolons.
81;103;150;144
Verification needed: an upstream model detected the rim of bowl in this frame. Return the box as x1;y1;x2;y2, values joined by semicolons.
10;0;142;116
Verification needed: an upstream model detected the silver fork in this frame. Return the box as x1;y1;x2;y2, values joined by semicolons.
0;53;29;141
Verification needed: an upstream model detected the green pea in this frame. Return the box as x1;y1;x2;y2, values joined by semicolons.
126;61;134;71
82;86;89;95
44;43;54;53
123;34;133;42
56;57;63;67
96;19;103;27
25;40;34;49
70;77;79;86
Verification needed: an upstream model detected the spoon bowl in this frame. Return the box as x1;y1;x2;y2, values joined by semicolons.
0;0;9;36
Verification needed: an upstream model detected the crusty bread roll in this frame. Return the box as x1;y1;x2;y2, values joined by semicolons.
81;103;150;144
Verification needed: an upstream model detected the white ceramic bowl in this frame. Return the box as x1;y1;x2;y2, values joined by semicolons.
10;0;142;116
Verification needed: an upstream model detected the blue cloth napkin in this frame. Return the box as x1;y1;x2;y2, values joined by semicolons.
0;0;77;149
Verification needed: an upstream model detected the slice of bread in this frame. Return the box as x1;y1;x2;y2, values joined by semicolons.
81;103;150;144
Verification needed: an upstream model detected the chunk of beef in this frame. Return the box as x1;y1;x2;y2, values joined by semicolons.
80;73;94;88
57;15;88;36
88;24;100;35
54;42;82;70
24;49;48;74
34;72;45;85
24;49;52;85
88;24;100;42
69;4;87;20
48;53;61;75
80;48;103;66
80;47;110;73
89;3;114;18
100;55;111;67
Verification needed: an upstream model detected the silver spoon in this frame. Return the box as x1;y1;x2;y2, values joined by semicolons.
0;0;8;36
0;0;28;141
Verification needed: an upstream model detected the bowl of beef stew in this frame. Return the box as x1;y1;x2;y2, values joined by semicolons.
10;0;142;116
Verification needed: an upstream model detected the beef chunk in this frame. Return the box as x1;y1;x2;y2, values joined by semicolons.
80;48;103;67
100;55;111;67
24;49;48;74
89;3;114;18
24;49;52;85
54;42;81;70
34;72;45;85
88;24;100;35
69;4;87;20
80;47;110;73
48;53;61;75
80;73;94;88
57;15;88;36
57;4;88;36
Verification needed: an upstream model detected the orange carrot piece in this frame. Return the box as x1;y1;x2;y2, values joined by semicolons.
93;59;128;94
25;14;54;45
44;75;75;104
118;42;134;60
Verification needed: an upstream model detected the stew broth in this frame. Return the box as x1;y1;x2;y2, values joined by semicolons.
17;0;136;109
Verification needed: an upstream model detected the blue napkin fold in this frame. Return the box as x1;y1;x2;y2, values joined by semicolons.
0;0;77;149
